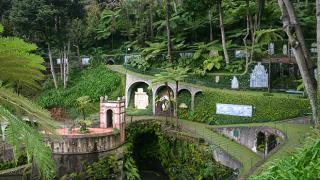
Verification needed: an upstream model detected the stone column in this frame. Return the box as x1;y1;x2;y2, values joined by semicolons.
152;88;156;115
191;93;195;111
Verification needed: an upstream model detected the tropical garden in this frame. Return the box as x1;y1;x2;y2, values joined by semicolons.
0;0;319;179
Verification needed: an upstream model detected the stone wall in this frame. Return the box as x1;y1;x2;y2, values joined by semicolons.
47;132;121;154
0;141;14;163
46;132;124;177
212;146;242;171
53;148;123;178
214;126;286;156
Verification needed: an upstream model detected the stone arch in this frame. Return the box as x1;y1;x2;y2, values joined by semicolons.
256;131;266;153
107;109;113;128
106;58;115;65
126;81;151;108
267;134;277;153
193;91;203;110
154;85;175;116
177;89;192;118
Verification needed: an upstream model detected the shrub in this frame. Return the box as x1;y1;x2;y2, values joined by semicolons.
250;134;320;179
190;89;310;124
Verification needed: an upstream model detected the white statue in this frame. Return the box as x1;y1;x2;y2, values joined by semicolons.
134;88;149;109
250;62;268;88
231;76;239;89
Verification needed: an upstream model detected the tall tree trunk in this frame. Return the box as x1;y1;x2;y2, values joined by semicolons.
165;82;173;121
124;2;131;41
218;0;230;64
76;44;82;69
278;0;318;125
208;8;213;41
166;0;172;64
47;44;58;89
149;0;154;39
60;50;63;80
317;0;320;122
243;0;251;72
63;44;67;89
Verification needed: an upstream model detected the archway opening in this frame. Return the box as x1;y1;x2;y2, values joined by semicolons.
155;86;174;116
177;89;192;119
267;134;277;153
127;82;152;115
256;131;266;153
107;109;113;128
106;58;115;65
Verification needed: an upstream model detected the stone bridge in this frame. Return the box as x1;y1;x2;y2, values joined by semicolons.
125;73;202;115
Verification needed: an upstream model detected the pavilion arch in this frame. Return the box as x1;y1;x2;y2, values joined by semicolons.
178;89;192;110
106;109;113;128
154;85;175;116
267;134;277;153
256;131;266;153
193;91;203;110
126;81;151;108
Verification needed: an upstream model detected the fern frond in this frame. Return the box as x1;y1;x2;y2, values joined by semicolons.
0;105;56;180
0;88;58;134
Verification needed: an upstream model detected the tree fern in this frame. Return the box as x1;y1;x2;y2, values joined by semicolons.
0;105;56;179
0;36;45;90
0;23;58;179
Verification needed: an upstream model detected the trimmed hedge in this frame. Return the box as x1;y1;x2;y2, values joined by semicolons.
189;89;310;125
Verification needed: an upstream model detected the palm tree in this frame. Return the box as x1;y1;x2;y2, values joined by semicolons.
0;24;58;179
152;67;189;128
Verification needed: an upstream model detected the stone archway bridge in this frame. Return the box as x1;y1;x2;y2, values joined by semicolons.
125;73;202;115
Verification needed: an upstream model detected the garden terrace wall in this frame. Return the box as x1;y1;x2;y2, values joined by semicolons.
190;90;309;124
214;126;286;156
45;132;123;177
47;132;121;154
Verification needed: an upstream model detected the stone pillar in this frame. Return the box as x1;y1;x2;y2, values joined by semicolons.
152;89;156;115
191;93;195;111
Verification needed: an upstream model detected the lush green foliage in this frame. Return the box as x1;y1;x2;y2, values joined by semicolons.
0;105;56;179
189;90;310;124
0;25;57;179
250;133;320;180
0;154;27;171
60;155;121;180
125;121;233;179
0;32;45;90
37;65;124;109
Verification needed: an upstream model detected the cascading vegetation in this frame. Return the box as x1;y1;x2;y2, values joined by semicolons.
125;121;233;179
36;65;124;109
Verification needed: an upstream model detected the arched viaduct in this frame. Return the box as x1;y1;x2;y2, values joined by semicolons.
125;73;202;115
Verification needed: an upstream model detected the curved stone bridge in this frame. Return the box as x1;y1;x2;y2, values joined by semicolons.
125;73;202;115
